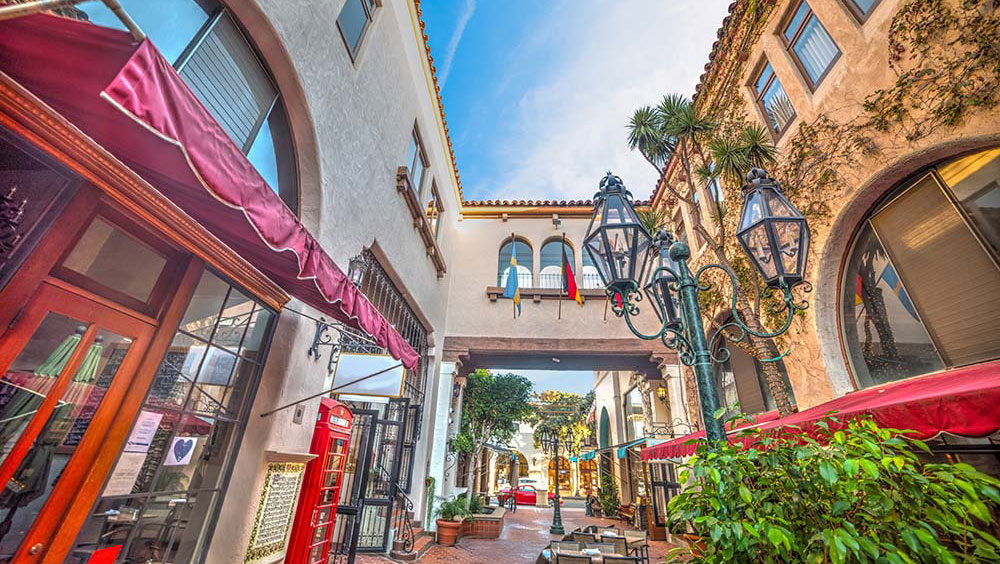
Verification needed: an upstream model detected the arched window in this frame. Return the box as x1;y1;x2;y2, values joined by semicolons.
498;238;533;288
623;387;645;441
712;331;779;417
598;407;611;449
581;248;601;289
539;240;572;289
841;147;1000;389
79;0;300;214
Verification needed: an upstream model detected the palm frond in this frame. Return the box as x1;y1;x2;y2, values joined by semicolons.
627;106;673;168
707;134;747;188
637;206;671;238
739;123;778;170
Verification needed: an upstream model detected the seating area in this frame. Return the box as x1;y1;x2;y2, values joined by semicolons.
536;525;650;563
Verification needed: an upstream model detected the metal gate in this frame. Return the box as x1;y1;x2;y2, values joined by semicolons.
355;397;408;553
328;408;377;564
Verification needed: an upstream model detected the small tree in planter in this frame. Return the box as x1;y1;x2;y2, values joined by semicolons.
453;369;534;503
600;473;621;518
667;415;1000;563
435;496;469;546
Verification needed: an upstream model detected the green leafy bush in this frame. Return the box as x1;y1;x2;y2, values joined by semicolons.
600;473;621;517
436;496;469;522
668;416;1000;563
468;494;484;514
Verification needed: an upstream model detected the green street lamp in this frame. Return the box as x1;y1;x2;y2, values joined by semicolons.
539;428;569;535
584;169;811;445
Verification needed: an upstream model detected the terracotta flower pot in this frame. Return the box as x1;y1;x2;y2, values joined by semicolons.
436;518;462;546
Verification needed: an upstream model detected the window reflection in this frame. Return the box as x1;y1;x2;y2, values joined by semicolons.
68;271;274;564
76;0;215;65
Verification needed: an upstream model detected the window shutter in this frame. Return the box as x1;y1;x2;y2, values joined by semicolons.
179;12;277;151
870;174;1000;366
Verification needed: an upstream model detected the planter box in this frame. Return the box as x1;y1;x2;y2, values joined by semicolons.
456;506;506;540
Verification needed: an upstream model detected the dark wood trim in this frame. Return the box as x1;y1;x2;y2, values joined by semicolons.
0;71;289;311
397;167;447;276
485;285;608;302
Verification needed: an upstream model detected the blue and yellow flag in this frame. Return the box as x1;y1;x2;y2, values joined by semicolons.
502;240;521;317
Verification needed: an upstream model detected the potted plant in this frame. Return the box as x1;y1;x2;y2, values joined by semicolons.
435;496;468;546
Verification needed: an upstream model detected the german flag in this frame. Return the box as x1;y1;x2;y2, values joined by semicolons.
562;245;584;306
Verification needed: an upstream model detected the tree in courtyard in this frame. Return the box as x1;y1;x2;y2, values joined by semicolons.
627;95;797;416
530;390;595;454
451;369;534;502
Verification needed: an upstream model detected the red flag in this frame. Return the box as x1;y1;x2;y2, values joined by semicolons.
562;247;584;306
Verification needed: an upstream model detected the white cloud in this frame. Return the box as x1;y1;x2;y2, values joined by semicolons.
438;0;476;87
483;0;731;201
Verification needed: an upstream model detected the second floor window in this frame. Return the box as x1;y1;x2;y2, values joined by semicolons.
752;62;796;136
844;0;880;22
425;184;443;240
78;0;299;214
337;0;377;59
782;0;840;88
498;239;533;288
539;240;573;289
405;128;428;195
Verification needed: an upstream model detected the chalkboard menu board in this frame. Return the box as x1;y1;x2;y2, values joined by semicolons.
245;462;305;562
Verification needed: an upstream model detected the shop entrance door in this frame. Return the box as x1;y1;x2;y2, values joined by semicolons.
0;281;155;563
355;398;407;553
328;408;377;564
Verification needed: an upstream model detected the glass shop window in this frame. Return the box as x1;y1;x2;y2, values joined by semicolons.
0;134;76;290
66;270;275;564
842;147;1000;388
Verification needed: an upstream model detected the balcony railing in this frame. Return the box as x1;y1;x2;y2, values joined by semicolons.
495;272;604;290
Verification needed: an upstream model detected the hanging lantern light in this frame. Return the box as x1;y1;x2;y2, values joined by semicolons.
583;172;653;295
642;230;681;329
347;253;367;287
736;168;810;289
655;384;668;402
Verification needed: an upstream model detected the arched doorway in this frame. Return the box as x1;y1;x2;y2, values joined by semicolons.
494;453;513;491
579;459;598;495
548;456;572;494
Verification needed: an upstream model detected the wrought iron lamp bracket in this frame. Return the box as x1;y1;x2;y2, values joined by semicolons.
307;317;341;376
611;275;696;365
692;263;812;364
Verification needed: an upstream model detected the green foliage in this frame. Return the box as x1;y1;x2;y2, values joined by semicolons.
531;390;595;455
436;496;470;522
667;416;1000;563
449;433;473;455
468;494;484;515
600;473;621;517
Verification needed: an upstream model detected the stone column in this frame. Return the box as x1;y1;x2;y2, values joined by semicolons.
425;361;455;531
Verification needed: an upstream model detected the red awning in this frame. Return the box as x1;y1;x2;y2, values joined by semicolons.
642;360;1000;461
0;14;418;370
641;410;782;461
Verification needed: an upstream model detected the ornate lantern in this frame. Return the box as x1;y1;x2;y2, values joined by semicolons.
736;168;810;289
583;172;653;295
347;253;367;287
643;230;681;328
655;384;668;402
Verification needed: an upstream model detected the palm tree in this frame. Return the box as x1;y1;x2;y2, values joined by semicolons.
626;95;796;416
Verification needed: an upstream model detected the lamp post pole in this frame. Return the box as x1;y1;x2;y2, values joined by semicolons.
671;241;726;443
550;435;565;535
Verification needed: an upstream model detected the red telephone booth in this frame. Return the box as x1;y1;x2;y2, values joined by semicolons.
287;398;353;564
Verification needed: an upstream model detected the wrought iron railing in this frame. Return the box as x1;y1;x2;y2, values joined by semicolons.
392;485;416;553
496;271;604;290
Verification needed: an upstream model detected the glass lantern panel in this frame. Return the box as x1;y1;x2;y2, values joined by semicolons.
584;234;611;286
740;223;778;280
602;193;628;226
763;189;796;218
771;220;803;277
739;190;766;230
798;226;811;276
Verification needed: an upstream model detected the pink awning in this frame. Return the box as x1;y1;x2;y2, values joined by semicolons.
0;14;418;370
642;360;1000;461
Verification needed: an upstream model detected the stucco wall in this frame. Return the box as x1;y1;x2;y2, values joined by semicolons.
677;0;1000;410
206;0;461;560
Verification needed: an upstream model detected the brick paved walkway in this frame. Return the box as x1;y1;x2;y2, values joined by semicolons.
356;505;684;563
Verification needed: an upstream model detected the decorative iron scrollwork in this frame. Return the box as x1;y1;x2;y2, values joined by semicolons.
0;187;27;269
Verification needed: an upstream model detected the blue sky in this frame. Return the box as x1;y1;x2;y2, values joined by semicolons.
421;0;733;202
